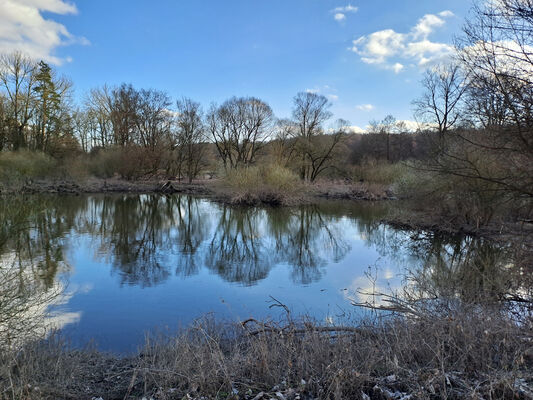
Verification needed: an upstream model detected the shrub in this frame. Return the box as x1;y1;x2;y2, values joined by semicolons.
223;164;301;205
351;160;412;186
87;146;158;180
86;148;122;178
0;151;57;184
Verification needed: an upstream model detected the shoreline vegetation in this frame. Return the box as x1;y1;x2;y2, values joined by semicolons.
1;304;531;399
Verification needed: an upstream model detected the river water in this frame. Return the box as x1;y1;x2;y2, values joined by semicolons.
0;194;508;352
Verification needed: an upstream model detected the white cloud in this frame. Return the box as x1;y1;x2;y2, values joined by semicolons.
462;39;533;82
438;10;454;18
334;13;346;22
388;62;404;73
328;125;366;134
351;11;454;72
344;125;366;133
306;85;338;100
0;0;86;65
333;4;359;13
332;4;358;22
412;14;446;40
352;29;406;64
356;104;374;111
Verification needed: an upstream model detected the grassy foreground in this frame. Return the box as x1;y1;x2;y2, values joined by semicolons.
1;305;531;400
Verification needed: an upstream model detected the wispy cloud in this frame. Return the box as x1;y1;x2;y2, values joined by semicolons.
306;85;339;101
355;104;374;111
332;5;359;13
331;4;358;23
350;11;454;72
0;0;88;65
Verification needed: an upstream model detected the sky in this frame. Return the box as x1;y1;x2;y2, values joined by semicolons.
0;0;473;131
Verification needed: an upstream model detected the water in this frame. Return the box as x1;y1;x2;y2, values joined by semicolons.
0;194;510;352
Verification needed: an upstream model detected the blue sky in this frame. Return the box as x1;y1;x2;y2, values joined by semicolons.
1;0;472;130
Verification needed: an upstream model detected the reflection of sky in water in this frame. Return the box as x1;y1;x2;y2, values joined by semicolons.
47;197;418;353
2;194;442;353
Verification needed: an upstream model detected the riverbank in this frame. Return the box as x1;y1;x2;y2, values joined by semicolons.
0;177;395;204
1;309;531;400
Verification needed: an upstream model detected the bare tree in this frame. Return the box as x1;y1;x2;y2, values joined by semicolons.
292;92;343;181
271;118;298;167
207;97;274;170
109;84;139;147
72;108;92;153
432;0;533;199
368;115;404;162
85;86;114;148
0;93;7;151
175;98;206;183
458;0;533;131
0;52;38;150
135;88;172;151
413;63;467;136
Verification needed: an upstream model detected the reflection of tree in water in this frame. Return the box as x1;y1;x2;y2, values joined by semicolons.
173;196;211;277
0;195;359;288
404;233;523;304
78;195;213;287
0;196;82;290
1;194;523;308
205;204;351;285
265;206;350;284
0;196;80;347
206;206;268;285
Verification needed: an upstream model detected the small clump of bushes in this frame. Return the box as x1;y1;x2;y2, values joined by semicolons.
222;164;302;206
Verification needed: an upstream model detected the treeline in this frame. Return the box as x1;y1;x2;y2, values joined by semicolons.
0;54;365;183
0;0;532;222
0;51;441;185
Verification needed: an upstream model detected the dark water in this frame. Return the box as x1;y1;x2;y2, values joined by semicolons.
0;194;512;352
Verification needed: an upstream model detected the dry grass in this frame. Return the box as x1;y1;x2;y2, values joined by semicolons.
221;165;303;206
0;302;531;400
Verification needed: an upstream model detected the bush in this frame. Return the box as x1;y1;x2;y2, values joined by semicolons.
86;148;122;178
223;164;301;205
87;146;155;180
350;161;412;186
0;151;57;184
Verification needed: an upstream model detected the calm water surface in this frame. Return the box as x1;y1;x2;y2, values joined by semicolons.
0;194;505;352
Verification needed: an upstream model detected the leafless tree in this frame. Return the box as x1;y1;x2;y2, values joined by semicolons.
0;94;8;151
109;84;139;147
413;63;467;136
368;115;405;162
427;0;533;199
458;0;533;131
207;97;274;170
135;88;172;151
85;86;114;148
72;108;92;153
174;98;207;182
0;52;38;150
292;92;344;181
271;118;298;167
